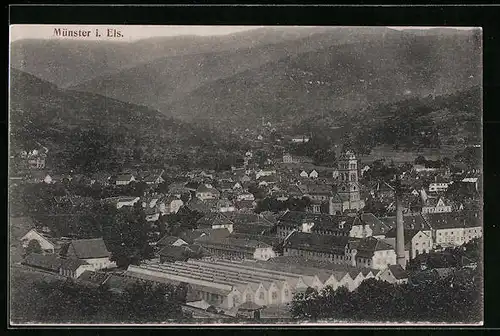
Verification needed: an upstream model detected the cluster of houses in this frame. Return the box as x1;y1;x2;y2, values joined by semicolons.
12;142;482;318
20;233;116;279
275;210;481;269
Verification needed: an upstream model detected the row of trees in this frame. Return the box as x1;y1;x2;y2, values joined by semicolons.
290;270;482;323
33;278;187;323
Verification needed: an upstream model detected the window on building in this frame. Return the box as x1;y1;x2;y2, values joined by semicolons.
246;294;252;302
272;292;278;300
259;292;265;300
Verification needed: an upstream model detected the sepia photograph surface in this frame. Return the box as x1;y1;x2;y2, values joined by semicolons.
9;24;483;325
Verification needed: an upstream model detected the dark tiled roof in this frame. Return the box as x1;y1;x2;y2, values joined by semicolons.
385;228;422;246
193;228;232;241
67;238;111;259
229;233;279;246
423;212;481;230
388;264;408;280
60;258;89;271
196;212;234;228
157;235;186;246
349;237;395;258
23;253;62;271
284;231;352;254
116;174;135;181
235;200;257;209
233;223;272;235
353;213;392;236
158;245;191;260
380;214;431;231
197;236;271;251
196;184;220;194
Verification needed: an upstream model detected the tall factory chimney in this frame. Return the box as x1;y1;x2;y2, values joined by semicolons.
395;174;406;269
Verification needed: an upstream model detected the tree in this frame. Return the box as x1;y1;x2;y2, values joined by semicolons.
33;278;184;323
123;281;183;322
414;155;427;165
26;239;42;255
289;272;481;323
102;204;151;268
174;282;189;304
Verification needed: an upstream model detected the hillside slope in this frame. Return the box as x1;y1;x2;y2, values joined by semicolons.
9;69;241;173
10;27;339;88
70;27;407;110
164;32;481;128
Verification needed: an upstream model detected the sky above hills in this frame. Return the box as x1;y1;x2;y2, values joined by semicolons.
10;25;478;43
10;25;263;42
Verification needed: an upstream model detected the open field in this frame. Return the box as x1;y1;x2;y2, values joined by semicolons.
9;265;63;324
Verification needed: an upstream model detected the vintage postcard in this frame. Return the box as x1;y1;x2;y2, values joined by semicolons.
9;24;483;326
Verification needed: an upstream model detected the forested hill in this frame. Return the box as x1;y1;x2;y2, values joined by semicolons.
327;86;481;153
9;68;244;173
10;27;339;88
163;31;480;129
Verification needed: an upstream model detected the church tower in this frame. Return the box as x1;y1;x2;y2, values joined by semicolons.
334;150;364;212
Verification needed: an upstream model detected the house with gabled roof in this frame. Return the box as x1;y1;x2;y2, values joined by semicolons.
22;253;62;273
348;213;390;239
422;196;452;214
197;212;234;233
60;238;116;270
378;264;409;284
423;211;482;248
142;170;165;185
20;229;58;254
156;235;188;248
346;236;397;270
59;258;94;279
115;173;136;186
196;235;275;260
278;211;353;239
185;198;212;214
196;184;220;201
158;245;193;263
385;228;432;260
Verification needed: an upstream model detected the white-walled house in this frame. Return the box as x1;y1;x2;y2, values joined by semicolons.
424;212;482;248
159;197;184;214
59;259;94;279
115;174;136;186
429;180;452;193
116;197;141;209
422;197;452;214
196;184;221;201
62;238;116;270
377;265;409;284
20;229;57;254
236;192;255;202
385;229;433;260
